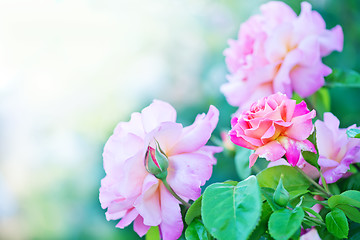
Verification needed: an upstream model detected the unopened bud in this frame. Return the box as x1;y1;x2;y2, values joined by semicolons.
273;177;290;207
145;140;169;180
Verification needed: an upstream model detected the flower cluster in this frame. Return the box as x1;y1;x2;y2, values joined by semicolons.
99;2;360;240
221;1;343;109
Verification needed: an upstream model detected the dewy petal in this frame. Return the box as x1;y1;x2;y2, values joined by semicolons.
282;140;301;166
133;175;161;226
133;215;151;237
159;184;184;240
322;162;350;184
318;156;339;168
141;100;177;133
169;105;219;155
251;141;286;166
278;137;310;166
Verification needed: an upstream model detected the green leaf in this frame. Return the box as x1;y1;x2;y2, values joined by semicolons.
342;190;360;202
302;207;323;222
336;204;360;223
146;226;160;240
317;225;341;240
289;189;310;200
185;219;209;240
328;183;341;195
268;207;304;240
185;196;203;225
326;208;349;239
328;195;360;209
248;202;273;240
350;232;360;240
325;69;360;88
201;176;262;240
223;180;238;186
257;166;310;195
302;151;319;169
234;147;252;180
347;129;360;138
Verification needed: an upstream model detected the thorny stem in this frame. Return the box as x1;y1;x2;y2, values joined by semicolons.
295;166;332;198
162;179;191;208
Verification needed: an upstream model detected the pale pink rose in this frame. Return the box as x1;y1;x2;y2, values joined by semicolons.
229;92;316;167
316;112;360;184
222;1;343;109
99;100;221;240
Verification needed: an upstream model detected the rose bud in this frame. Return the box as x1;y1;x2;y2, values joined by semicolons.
145;140;169;180
273;177;290;207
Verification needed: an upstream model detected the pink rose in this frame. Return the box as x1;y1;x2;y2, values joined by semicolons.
222;1;343;109
316;112;360;183
99;100;221;240
229;92;316;167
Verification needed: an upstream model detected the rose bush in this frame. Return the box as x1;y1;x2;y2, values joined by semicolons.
100;2;360;239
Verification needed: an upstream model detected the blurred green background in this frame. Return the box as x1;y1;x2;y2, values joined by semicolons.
0;0;359;239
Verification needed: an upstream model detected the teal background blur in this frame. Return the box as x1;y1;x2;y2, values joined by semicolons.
0;0;359;239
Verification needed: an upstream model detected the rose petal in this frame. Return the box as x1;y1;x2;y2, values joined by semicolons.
159;184;184;240
169;105;219;155
141;100;177;133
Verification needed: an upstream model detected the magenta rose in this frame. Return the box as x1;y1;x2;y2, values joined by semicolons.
229;92;316;167
222;1;343;109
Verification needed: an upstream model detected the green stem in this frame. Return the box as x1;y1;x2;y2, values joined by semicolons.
295;166;331;198
162;179;191;208
320;172;330;194
304;98;321;119
304;215;326;227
